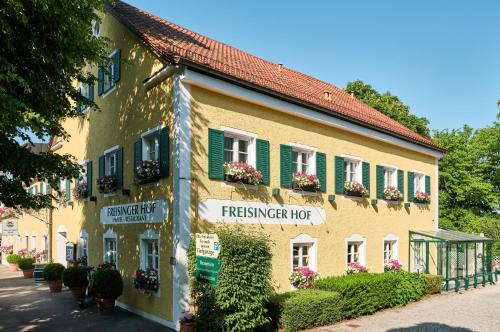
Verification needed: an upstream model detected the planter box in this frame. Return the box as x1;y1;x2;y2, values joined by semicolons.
292;182;317;193
135;175;160;185
96;297;116;313
180;322;196;332
48;280;63;293
70;286;87;299
344;190;363;197
22;269;34;278
98;185;117;194
224;174;253;185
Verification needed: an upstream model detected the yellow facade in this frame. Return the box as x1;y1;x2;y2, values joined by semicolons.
1;7;443;330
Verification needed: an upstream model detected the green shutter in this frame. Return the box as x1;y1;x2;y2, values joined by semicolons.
316;152;326;192
334;156;344;194
425;175;431;195
208;128;224;179
256;139;270;185
134;138;142;178
408;171;415;201
39;183;43;194
76;86;82;112
97;66;104;96
376;165;384;199
159;127;170;178
280;145;292;188
86;160;92;197
65;178;71;201
398;170;404;198
113;50;121;83
98;155;105;179
116;147;123;189
88;82;94;101
362;162;370;195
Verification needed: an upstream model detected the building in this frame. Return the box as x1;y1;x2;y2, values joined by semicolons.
1;1;471;330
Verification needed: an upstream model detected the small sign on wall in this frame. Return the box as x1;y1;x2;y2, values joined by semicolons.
65;242;76;262
1;219;18;236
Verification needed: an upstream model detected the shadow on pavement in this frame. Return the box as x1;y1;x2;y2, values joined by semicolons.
387;322;474;332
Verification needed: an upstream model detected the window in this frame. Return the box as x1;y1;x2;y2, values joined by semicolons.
79;231;89;259
290;234;317;273
345;234;366;267
292;244;310;269
100;50;120;96
92;20;100;37
414;173;425;193
142;132;160;161
24;235;29;250
344;158;361;183
221;128;256;167
347;242;360;264
139;230;160;271
105;151;117;176
77;83;93;112
42;234;48;251
383;241;395;264
31;233;36;250
292;150;310;174
412;241;425;273
103;230;117;267
384;167;397;188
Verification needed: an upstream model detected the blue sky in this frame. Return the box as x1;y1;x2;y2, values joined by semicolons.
127;0;499;131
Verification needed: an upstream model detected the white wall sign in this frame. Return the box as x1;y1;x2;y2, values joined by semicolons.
1;219;18;235
195;233;220;258
100;200;168;225
198;199;326;225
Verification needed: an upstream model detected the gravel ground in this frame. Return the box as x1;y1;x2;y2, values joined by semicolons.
307;280;500;332
0;265;173;332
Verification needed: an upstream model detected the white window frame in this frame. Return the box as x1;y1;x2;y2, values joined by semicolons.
103;229;118;267
139;230;161;296
221;127;257;167
412;240;425;273
104;145;120;177
102;49;119;97
382;234;399;267
289;142;317;175
383;165;398;189
342;154;362;184
79;230;89;259
141;126;161;162
78;82;91;112
31;232;37;250
413;171;425;194
42;232;48;251
290;233;317;273
345;234;366;267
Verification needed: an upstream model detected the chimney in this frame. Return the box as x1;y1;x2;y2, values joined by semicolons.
277;63;283;73
324;91;332;102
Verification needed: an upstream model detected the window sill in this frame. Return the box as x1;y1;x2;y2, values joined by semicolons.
101;85;116;98
289;189;319;197
222;181;258;191
341;194;365;202
103;192;117;198
381;199;403;205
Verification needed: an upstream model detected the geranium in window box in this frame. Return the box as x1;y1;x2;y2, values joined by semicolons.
384;259;402;272
344;182;369;197
346;262;368;274
414;191;430;204
135;160;160;184
133;268;159;295
292;172;320;192
73;181;88;201
97;175;117;194
223;162;262;185
289;266;319;289
384;186;403;201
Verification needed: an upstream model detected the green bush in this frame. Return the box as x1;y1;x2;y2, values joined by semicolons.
314;271;426;319
189;227;273;332
91;268;123;299
63;266;88;288
6;254;20;264
18;257;35;270
422;274;443;294
268;289;343;332
43;263;65;281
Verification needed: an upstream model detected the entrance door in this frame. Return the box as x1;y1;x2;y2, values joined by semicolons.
56;231;67;264
412;241;425;273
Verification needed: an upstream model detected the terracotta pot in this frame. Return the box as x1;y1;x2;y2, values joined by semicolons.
22;269;34;278
70;286;87;299
180;322;196;332
9;263;19;272
95;297;116;313
48;280;63;292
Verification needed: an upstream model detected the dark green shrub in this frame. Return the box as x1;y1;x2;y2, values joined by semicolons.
91;268;123;299
63;266;88;288
189;226;273;331
422;274;443;294
6;254;20;264
43;263;65;281
268;289;343;332
18;257;35;270
314;271;426;319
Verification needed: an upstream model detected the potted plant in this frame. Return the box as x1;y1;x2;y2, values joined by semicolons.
414;191;430;204
91;268;123;312
73;180;88;200
135;160;160;184
133;268;159;295
179;312;196;332
289;266;319;289
344;181;369;197
43;263;66;292
6;253;20;271
384;259;403;272
223;162;262;185
384;186;403;201
97;174;117;194
292;172;320;192
18;257;36;278
63;266;88;299
345;262;368;274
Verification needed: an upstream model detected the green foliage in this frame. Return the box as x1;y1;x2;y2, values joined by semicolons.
268;290;342;332
91;268;123;299
314;272;426;319
63;266;88;288
422;274;443;294
18;257;35;270
6;253;20;264
43;263;65;281
0;0;109;209
345;80;430;137
189;226;274;332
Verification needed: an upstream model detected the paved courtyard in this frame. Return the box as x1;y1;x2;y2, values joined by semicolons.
0;266;173;331
309;280;500;332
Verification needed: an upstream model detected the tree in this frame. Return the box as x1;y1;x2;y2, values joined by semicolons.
0;0;108;209
345;80;431;137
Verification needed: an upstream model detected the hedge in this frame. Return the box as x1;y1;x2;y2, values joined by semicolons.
268;289;343;332
314;271;426;319
422;274;443;294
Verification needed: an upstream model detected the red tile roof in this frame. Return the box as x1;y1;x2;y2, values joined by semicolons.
108;1;443;152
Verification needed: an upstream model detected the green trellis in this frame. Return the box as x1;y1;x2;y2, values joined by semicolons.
409;229;495;292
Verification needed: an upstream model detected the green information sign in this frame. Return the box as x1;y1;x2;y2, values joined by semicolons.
195;269;219;285
196;256;221;272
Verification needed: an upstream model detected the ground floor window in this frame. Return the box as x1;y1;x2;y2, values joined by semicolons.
345;234;366;267
42;234;48;251
347;242;360;264
383;241;395;264
24;235;29;250
290;233;317;272
412;241;425;273
292;244;311;269
103;230;117;267
139;230;160;271
79;230;89;265
31;233;36;250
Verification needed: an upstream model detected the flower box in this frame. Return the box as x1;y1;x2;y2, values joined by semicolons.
414;191;430;204
133;268;159;294
292;172;320;192
383;186;402;201
73;181;88;201
135;160;160;185
344;182;369;197
223;162;262;185
97;175;117;194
